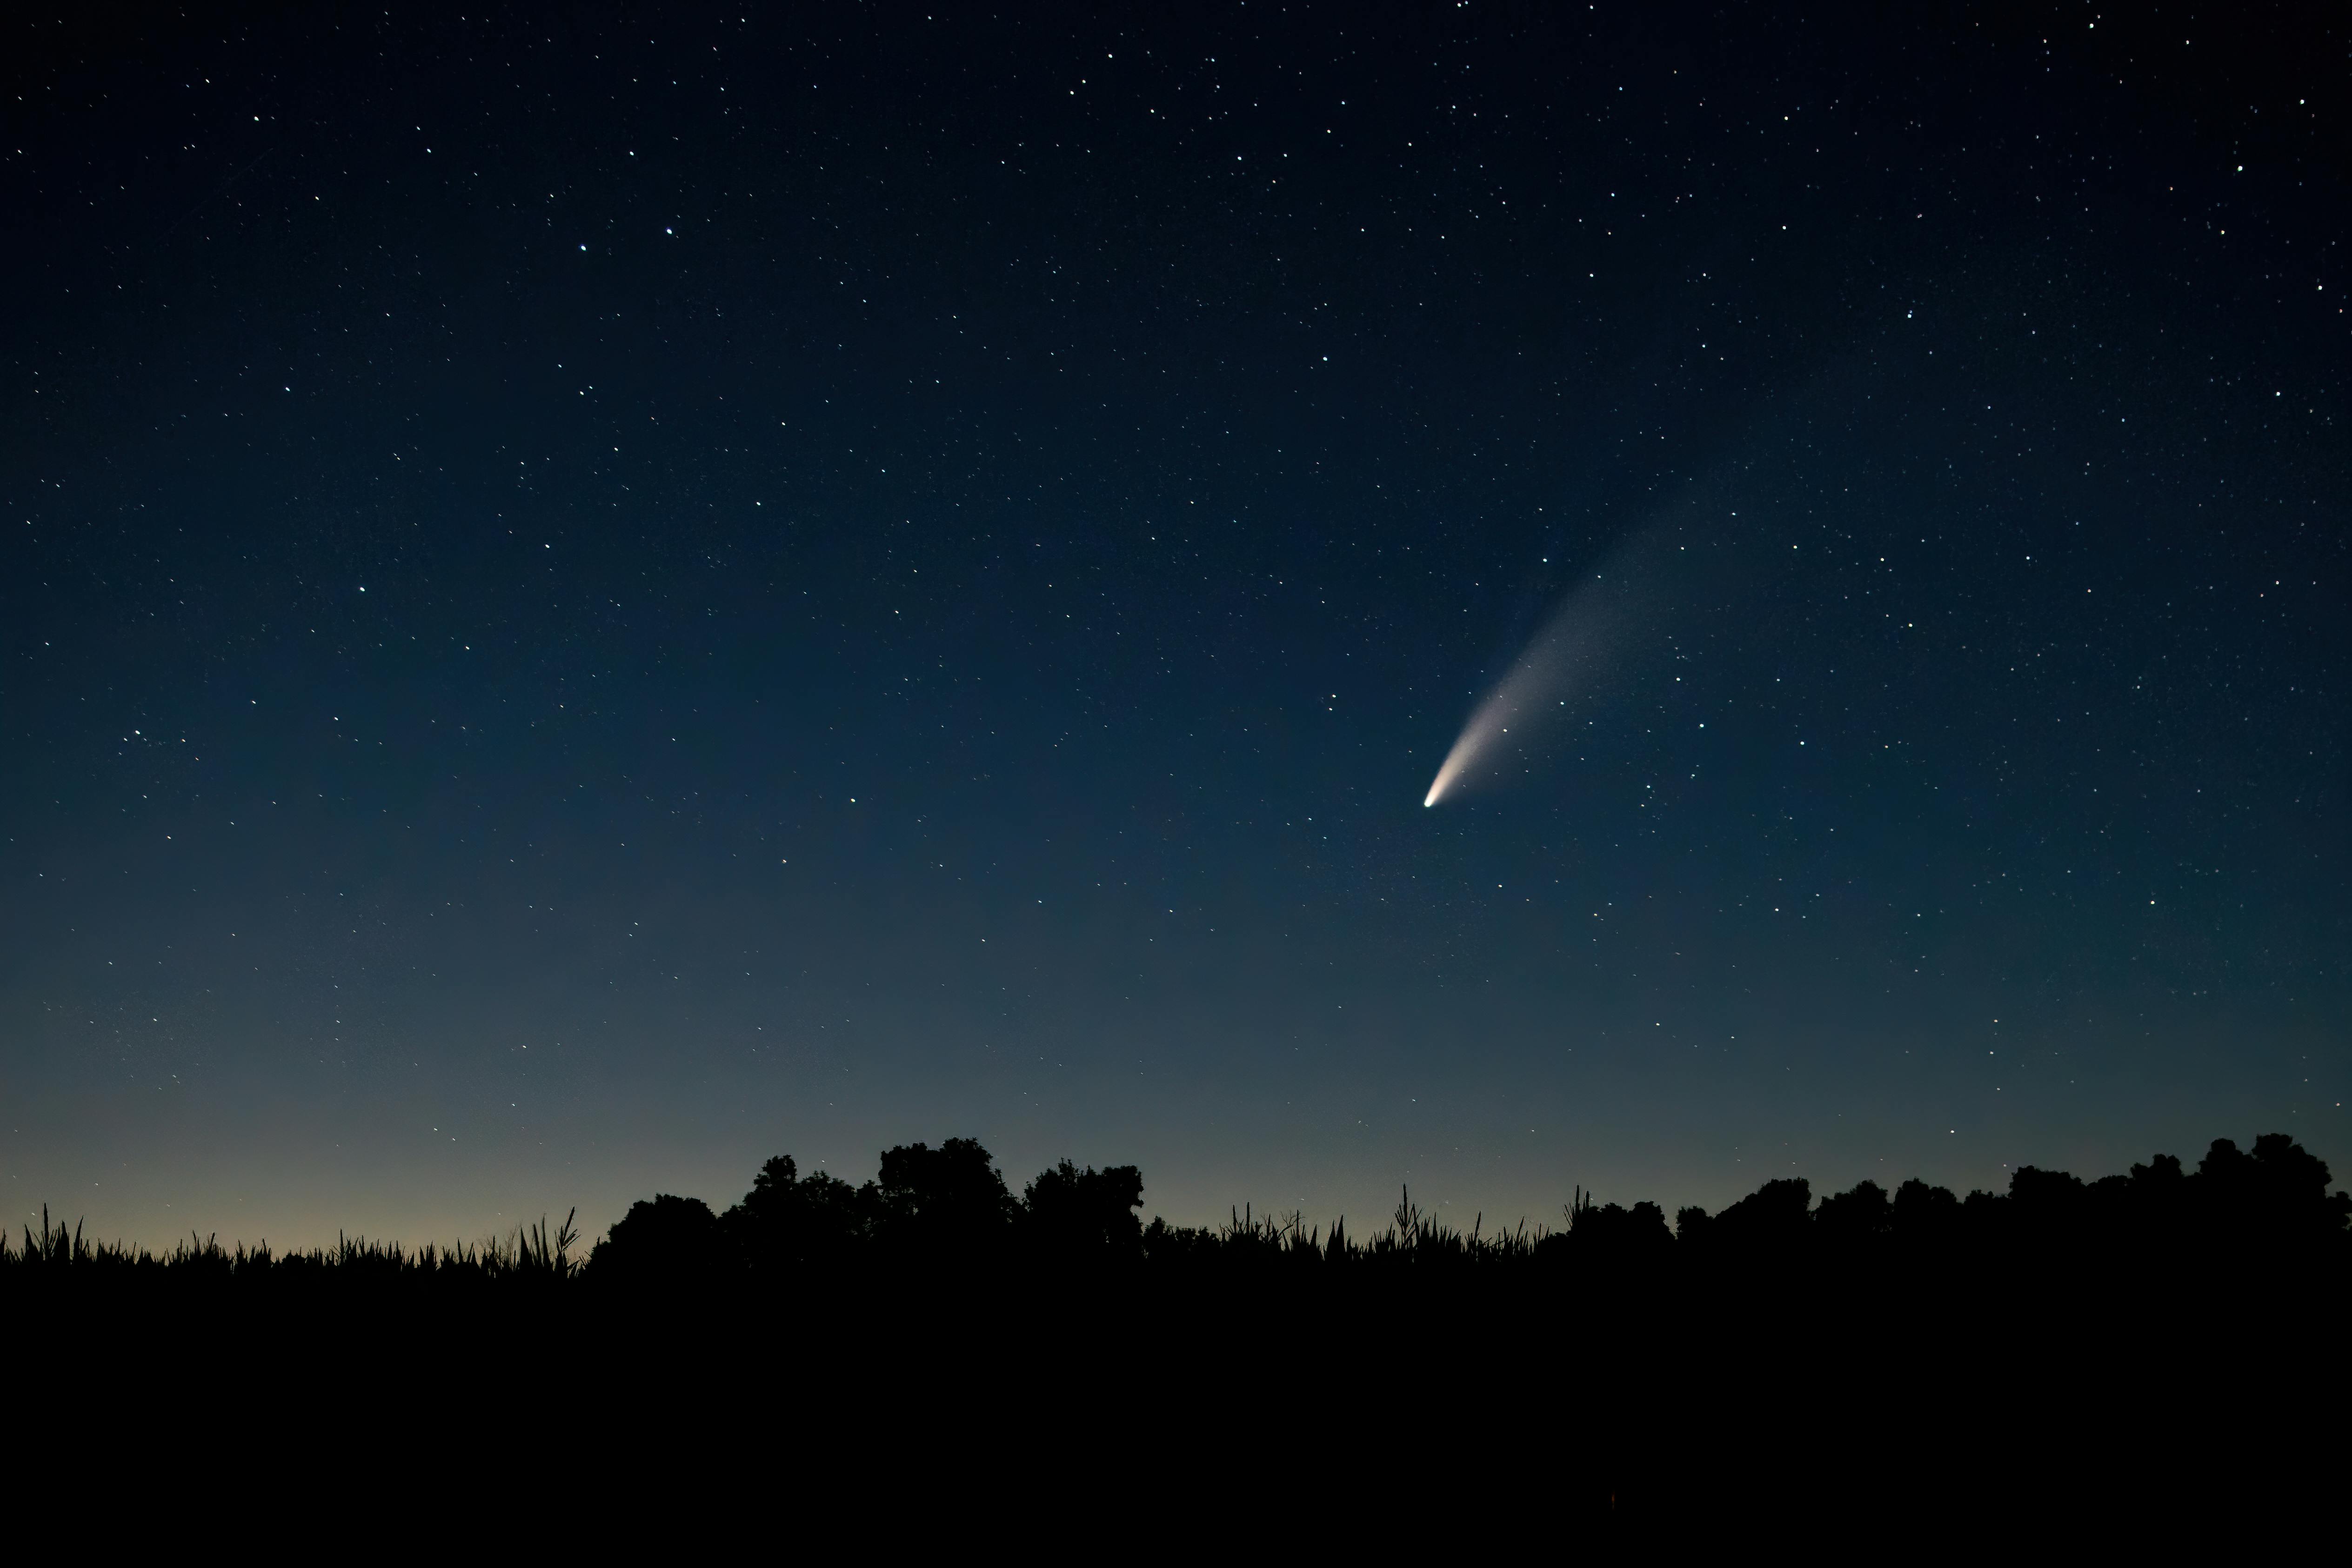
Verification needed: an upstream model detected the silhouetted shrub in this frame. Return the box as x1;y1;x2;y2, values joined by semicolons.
1140;1215;1220;1266
1544;1189;1673;1268
590;1194;722;1283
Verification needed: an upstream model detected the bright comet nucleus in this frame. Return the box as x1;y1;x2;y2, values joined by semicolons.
1422;562;1632;807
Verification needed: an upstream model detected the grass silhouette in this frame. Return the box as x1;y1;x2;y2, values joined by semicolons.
2;1201;583;1286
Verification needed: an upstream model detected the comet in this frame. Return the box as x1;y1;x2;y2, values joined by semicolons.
1423;564;1634;808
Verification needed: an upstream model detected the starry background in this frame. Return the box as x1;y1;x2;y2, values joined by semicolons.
4;1;2344;1247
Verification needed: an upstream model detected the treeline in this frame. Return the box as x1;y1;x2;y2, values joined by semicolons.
4;1131;2344;1290
594;1130;2351;1279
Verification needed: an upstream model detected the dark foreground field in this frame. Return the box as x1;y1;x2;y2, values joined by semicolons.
9;1132;2342;1536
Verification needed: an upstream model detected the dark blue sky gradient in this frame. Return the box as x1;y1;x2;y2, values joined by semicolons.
4;2;2344;1246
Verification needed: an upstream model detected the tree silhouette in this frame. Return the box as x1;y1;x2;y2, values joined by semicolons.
1021;1160;1145;1263
725;1154;870;1275
871;1138;1015;1261
1890;1178;1960;1247
1707;1177;1812;1254
2005;1165;2087;1261
1815;1180;1893;1248
2195;1134;2352;1249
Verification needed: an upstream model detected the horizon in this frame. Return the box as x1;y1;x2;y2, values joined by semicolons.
10;1126;2325;1259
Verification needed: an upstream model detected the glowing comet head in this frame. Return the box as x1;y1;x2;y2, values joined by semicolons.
1422;699;1517;807
1423;726;1485;807
1421;566;1633;808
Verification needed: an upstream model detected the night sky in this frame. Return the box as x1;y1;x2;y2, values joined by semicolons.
6;2;2345;1250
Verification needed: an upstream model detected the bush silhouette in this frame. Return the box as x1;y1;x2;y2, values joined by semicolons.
590;1194;720;1282
1545;1189;1673;1267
